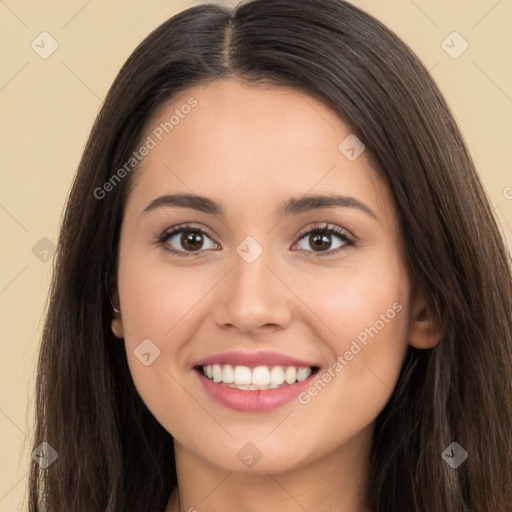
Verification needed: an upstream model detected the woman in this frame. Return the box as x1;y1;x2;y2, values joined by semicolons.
28;0;512;510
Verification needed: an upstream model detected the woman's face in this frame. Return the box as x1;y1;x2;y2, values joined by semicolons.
113;78;418;474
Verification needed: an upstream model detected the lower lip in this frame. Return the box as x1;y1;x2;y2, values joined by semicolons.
194;368;318;412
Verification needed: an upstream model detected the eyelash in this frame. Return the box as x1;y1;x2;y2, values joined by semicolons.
156;222;356;258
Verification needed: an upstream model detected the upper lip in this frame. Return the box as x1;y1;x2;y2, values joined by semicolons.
192;350;319;369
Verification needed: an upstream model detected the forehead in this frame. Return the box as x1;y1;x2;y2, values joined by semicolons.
126;78;391;222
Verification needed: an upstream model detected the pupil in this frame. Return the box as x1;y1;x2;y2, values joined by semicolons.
311;232;331;251
183;231;202;251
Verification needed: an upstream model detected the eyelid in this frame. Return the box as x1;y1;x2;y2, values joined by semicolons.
294;222;354;243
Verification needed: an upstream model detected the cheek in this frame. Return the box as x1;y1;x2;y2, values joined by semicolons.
295;261;410;414
118;263;195;388
118;253;207;342
116;253;200;418
304;257;409;347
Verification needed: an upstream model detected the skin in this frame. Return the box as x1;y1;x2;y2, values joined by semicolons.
111;78;443;512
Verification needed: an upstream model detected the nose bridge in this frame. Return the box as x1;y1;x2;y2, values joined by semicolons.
213;233;292;331
230;236;276;299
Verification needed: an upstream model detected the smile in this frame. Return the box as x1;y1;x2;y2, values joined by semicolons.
194;364;320;412
199;364;316;389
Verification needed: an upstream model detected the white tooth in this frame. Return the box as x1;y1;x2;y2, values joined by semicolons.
212;364;223;383
209;364;309;387
234;365;252;385
222;364;234;383
296;367;312;382
252;366;270;386
269;366;285;385
284;366;297;384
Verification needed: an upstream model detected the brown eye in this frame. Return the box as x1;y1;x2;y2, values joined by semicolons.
157;224;218;256
294;224;355;256
180;230;204;251
308;232;334;252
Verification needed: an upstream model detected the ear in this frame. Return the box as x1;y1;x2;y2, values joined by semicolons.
408;287;445;349
110;287;124;339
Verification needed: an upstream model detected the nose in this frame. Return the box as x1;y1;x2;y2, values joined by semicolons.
212;246;293;336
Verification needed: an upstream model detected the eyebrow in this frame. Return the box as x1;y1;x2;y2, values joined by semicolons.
141;193;377;220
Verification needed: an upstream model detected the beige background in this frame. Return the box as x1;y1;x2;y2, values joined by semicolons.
1;0;511;509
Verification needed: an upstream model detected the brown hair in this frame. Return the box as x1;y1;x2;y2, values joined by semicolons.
28;1;512;510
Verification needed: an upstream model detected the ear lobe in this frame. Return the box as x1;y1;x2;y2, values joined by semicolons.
408;288;445;349
110;288;124;339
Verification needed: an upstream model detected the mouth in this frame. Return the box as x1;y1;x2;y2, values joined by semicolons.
193;363;321;411
194;364;320;390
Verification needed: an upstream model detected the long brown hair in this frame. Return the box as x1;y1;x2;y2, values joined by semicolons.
28;1;512;510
